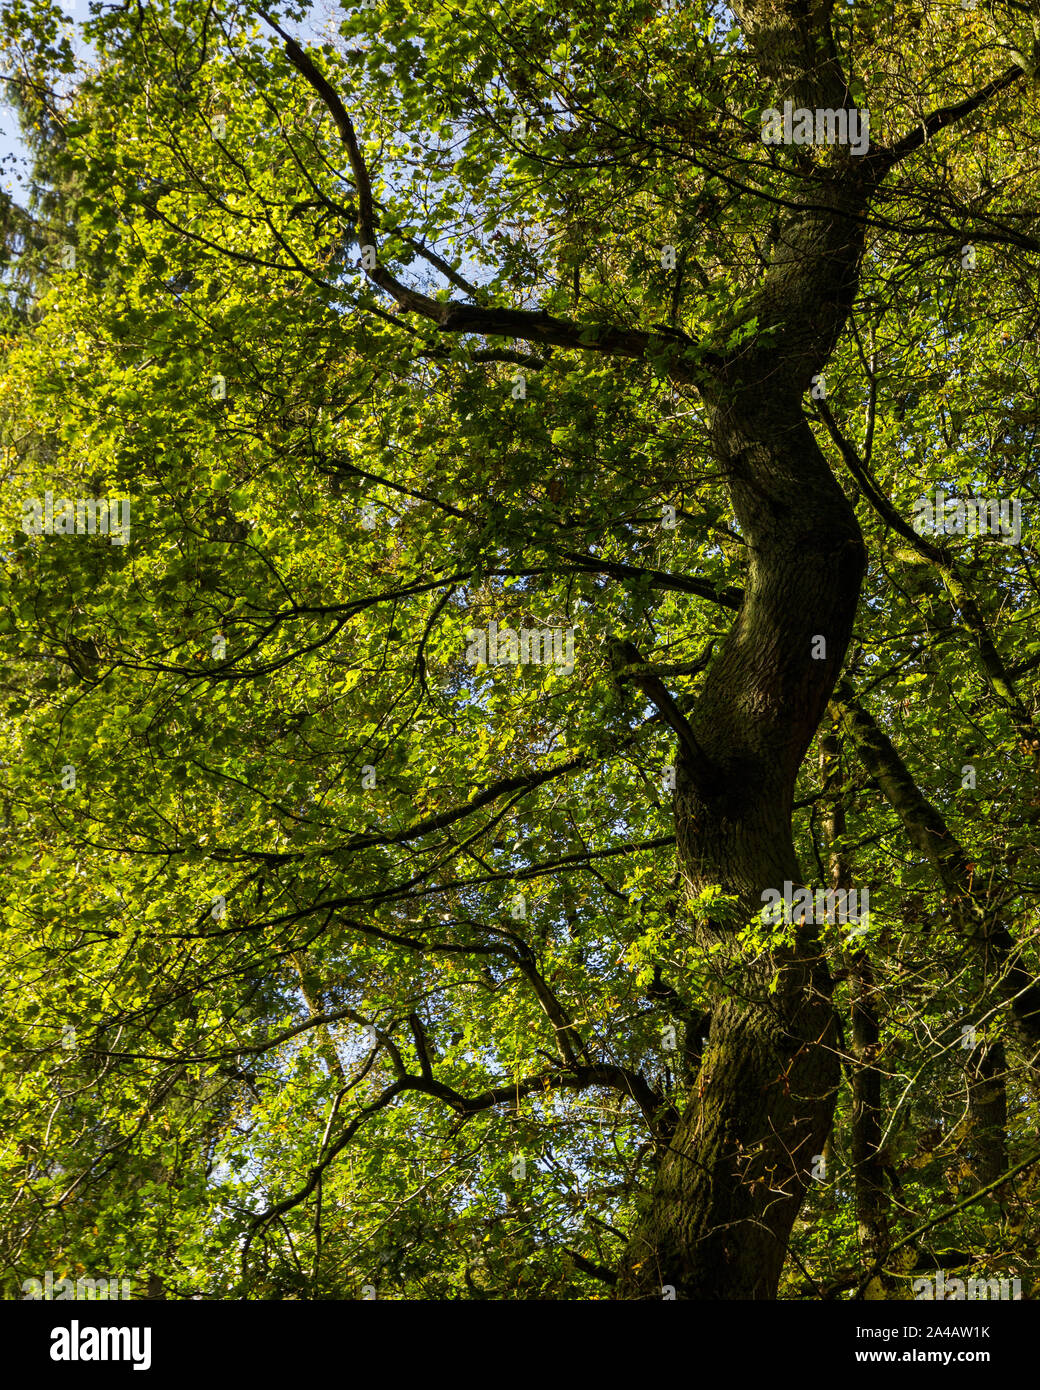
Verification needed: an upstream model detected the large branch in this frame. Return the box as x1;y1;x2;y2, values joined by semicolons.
608;639;721;796
875;66;1027;174
561;554;743;609
261;13;702;366
245;1053;672;1250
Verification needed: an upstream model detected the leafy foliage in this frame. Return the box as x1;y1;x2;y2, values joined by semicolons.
1;0;1039;1300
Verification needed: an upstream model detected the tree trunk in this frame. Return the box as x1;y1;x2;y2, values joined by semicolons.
820;727;891;1292
616;396;866;1297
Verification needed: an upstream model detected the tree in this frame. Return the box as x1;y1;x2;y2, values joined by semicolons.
1;0;1039;1301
